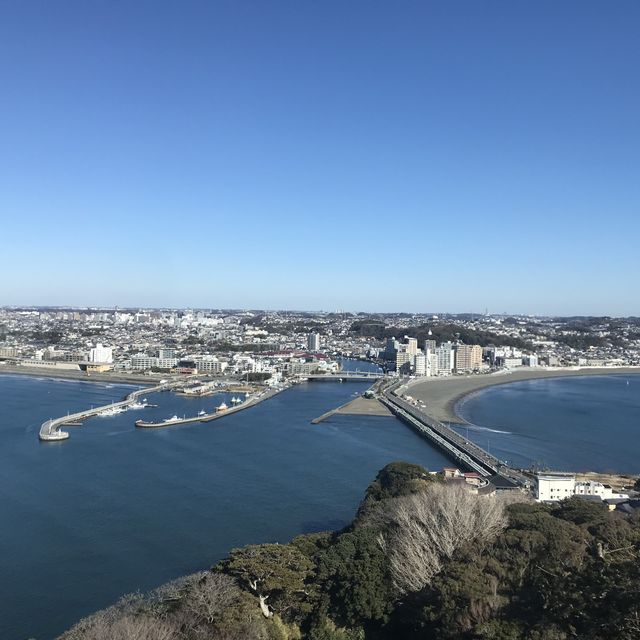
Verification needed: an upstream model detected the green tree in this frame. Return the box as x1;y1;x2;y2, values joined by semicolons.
316;527;394;629
220;543;314;620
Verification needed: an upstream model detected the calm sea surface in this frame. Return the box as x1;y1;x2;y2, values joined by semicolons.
0;362;451;640
455;374;640;474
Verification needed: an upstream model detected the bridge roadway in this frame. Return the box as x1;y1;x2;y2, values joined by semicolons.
305;372;384;382
38;380;182;442
381;382;529;486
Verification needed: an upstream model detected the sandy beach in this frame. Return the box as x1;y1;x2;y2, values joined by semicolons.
404;367;640;424
0;364;164;386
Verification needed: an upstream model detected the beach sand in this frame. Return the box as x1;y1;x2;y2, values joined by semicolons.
404;367;640;424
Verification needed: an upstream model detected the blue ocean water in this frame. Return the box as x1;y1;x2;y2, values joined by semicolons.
0;367;450;640
455;374;640;474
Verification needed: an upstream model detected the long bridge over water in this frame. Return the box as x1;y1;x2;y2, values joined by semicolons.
304;372;384;382
379;380;529;487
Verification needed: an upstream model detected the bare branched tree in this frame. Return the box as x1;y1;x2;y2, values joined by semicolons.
381;483;513;594
182;572;241;624
151;570;209;604
70;614;178;640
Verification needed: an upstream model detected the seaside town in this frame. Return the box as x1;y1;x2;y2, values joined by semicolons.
1;307;639;379
2;307;639;510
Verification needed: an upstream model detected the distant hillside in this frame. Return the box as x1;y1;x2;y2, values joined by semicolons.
351;321;534;350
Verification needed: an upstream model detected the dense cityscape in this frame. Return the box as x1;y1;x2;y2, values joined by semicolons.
1;307;639;380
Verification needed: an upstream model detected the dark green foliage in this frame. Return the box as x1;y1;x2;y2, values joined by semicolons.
363;461;436;503
551;495;609;526
355;461;438;526
350;322;534;350
391;499;640;640
308;617;365;640
219;543;314;619
316;527;394;629
246;371;272;381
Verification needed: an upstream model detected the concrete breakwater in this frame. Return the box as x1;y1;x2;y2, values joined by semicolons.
135;386;287;429
38;381;178;441
39;383;288;440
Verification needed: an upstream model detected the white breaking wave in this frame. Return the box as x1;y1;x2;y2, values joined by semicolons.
464;424;512;435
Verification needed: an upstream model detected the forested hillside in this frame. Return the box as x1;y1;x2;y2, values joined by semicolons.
60;462;640;640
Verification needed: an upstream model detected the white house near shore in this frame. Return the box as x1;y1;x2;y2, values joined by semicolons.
535;473;629;502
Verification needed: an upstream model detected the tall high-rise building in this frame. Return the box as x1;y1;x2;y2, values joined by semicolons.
307;333;321;352
89;343;113;364
435;342;455;374
424;339;436;353
384;337;399;361
414;353;426;376
395;350;412;374
405;337;418;356
427;350;438;377
455;344;483;372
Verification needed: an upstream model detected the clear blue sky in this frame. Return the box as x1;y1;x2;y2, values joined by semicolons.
1;1;638;315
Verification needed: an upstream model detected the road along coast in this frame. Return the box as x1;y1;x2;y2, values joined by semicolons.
403;367;640;424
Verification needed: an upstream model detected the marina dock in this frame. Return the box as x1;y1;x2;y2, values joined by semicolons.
39;381;288;441
135;386;287;428
38;380;180;441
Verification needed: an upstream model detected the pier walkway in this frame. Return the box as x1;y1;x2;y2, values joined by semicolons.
39;380;180;442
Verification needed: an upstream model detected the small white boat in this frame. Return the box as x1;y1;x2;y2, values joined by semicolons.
198;410;206;416
98;405;125;417
216;402;228;412
163;415;179;423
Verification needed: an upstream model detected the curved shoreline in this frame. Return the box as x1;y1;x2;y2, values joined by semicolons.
405;367;640;424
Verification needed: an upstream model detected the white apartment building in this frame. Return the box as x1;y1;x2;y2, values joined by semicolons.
503;356;523;368
195;358;228;374
157;357;178;369
574;481;627;500
426;350;438;377
414;353;426;376
130;355;177;370
536;473;576;501
131;355;157;369
535;474;629;502
435;343;455;375
89;343;113;364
